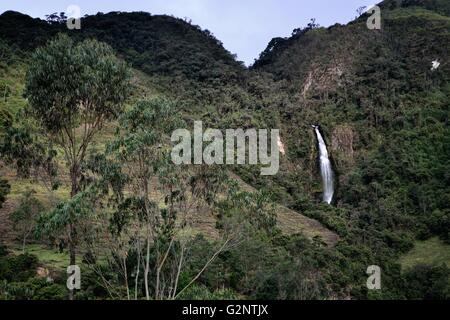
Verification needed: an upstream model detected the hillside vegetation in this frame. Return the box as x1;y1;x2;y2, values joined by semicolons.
0;0;449;300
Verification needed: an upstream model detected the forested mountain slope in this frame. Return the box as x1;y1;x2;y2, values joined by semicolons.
250;0;450;238
248;0;449;298
245;0;450;298
0;0;449;300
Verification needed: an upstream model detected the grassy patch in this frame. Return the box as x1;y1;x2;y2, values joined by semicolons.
399;237;450;270
11;243;75;270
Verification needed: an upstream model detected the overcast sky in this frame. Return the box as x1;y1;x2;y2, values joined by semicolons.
0;0;377;65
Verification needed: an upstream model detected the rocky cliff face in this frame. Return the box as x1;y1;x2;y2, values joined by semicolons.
332;125;355;168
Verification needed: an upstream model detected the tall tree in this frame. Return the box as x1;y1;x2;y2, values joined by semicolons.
85;98;233;300
25;33;131;299
10;189;43;252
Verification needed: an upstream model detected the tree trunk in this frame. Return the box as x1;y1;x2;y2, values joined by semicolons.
68;223;76;300
174;238;230;300
123;256;130;300
134;239;141;300
142;179;151;300
172;245;185;299
144;234;150;300
22;227;32;253
68;165;79;301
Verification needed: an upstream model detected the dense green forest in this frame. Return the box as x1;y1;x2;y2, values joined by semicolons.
0;0;449;300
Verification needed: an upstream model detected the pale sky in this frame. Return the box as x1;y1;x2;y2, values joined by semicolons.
0;0;377;65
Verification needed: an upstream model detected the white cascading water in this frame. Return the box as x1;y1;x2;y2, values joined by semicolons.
312;125;334;204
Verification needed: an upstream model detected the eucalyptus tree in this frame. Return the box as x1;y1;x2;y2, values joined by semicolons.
1;108;57;207
106;98;182;300
10;189;44;252
25;33;131;298
90;98;232;300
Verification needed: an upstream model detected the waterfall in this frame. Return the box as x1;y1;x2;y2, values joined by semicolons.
312;125;334;204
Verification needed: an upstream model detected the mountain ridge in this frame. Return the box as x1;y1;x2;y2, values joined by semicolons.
0;1;449;299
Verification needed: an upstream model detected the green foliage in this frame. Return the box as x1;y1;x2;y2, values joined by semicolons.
0;178;10;209
0;253;38;282
247;2;450;300
216;182;278;235
0;3;449;300
0;247;67;300
253;18;321;69
0;244;7;257
428;209;450;243
29;280;67;300
10;189;44;249
36;188;96;237
111;97;182;152
181;233;327;299
0;121;58;179
381;0;450;16
400;237;450;269
0;11;56;49
21;32;133;284
103;97;184;237
0;107;13;129
176;284;239;300
400;264;449;299
25;33;131;135
0;39;14;68
78;12;244;85
11;244;71;270
1;278;67;300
